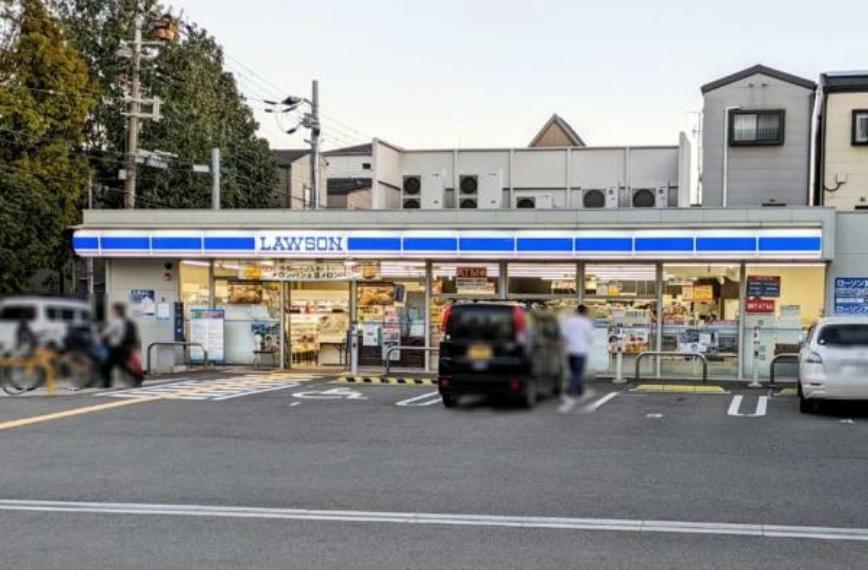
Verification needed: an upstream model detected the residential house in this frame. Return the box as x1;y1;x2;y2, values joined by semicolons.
701;64;816;207
815;71;868;209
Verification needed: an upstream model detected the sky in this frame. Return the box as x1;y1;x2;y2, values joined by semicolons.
170;0;868;151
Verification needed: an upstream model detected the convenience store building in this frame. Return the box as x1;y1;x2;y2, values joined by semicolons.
72;206;868;381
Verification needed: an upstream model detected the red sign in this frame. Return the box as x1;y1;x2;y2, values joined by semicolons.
746;298;775;313
456;266;487;279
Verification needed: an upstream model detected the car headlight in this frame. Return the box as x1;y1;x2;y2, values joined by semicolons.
806;351;823;364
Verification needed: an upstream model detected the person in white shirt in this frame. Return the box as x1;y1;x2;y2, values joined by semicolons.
560;304;594;401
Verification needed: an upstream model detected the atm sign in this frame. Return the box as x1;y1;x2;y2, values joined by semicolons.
746;299;775;313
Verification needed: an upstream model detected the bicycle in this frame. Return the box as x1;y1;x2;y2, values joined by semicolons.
0;346;56;395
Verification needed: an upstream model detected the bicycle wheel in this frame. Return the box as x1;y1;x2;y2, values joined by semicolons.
1;367;24;395
3;365;44;393
64;352;97;390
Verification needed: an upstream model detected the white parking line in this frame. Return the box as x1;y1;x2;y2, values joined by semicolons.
727;395;768;417
396;391;441;407
0;499;866;542
582;391;619;413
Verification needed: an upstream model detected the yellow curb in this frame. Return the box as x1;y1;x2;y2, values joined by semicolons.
776;388;798;397
632;384;727;394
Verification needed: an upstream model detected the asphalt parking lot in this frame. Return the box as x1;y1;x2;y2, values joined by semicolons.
0;370;867;569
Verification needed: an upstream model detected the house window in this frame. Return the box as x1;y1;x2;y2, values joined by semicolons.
361;162;372;170
729;109;785;146
853;110;868;145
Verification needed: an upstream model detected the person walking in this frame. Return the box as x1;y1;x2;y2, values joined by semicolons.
99;303;143;388
14;318;37;356
559;304;594;411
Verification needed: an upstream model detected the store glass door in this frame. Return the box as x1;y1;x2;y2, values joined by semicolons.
285;282;350;368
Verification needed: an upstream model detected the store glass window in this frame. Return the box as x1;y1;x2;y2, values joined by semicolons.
662;264;741;378
432;262;500;296
180;260;211;317
430;263;501;346
743;264;825;378
585;264;656;298
508;263;577;296
214;280;282;365
584;264;657;377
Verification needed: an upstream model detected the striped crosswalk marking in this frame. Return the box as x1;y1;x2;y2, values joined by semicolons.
98;374;316;402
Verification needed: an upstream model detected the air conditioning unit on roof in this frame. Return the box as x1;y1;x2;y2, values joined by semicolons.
402;175;421;209
582;188;611;209
421;172;444;209
514;193;552;209
458;175;478;209
631;187;657;208
477;172;502;209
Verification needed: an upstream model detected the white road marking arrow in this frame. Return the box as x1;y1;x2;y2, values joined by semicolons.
292;388;367;400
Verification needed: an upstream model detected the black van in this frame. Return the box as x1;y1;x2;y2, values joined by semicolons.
437;303;564;408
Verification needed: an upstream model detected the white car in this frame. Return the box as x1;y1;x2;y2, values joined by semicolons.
798;316;868;413
0;296;94;352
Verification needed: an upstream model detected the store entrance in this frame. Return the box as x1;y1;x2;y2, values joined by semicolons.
285;282;350;368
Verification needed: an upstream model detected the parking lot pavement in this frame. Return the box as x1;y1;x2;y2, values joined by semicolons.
0;371;867;568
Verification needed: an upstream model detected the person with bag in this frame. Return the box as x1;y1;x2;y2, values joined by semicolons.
99;303;144;388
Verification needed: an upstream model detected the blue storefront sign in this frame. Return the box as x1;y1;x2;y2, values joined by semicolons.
71;229;824;261
834;278;868;314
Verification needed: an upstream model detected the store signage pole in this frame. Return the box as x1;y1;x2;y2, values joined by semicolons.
749;324;762;388
350;323;359;376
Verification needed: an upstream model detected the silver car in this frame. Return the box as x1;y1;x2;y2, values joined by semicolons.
799;316;868;413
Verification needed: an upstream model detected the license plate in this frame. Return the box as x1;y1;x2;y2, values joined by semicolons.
467;344;493;361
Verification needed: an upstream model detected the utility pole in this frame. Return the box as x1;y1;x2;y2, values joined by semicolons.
124;13;143;209
86;176;94;296
268;80;321;209
308;79;321;209
211;147;221;210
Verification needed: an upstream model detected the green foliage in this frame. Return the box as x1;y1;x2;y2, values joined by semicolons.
51;0;279;209
0;0;97;294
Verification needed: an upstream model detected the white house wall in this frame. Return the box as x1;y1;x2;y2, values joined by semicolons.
324;155;371;179
402;151;454;183
629;148;679;188
512;149;567;188
570;148;626;189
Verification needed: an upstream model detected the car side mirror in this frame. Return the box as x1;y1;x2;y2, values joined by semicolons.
798;332;807;346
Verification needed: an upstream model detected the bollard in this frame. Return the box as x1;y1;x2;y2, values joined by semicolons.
613;350;625;384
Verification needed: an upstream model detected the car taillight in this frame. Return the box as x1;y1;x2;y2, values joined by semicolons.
513;306;527;341
806;351;823;364
441;305;453;334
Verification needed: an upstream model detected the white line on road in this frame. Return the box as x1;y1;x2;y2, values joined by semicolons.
0;499;866;542
727;395;768;417
396;391;441;407
582;391;619;413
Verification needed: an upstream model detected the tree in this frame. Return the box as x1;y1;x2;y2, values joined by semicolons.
50;0;278;209
0;0;96;294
